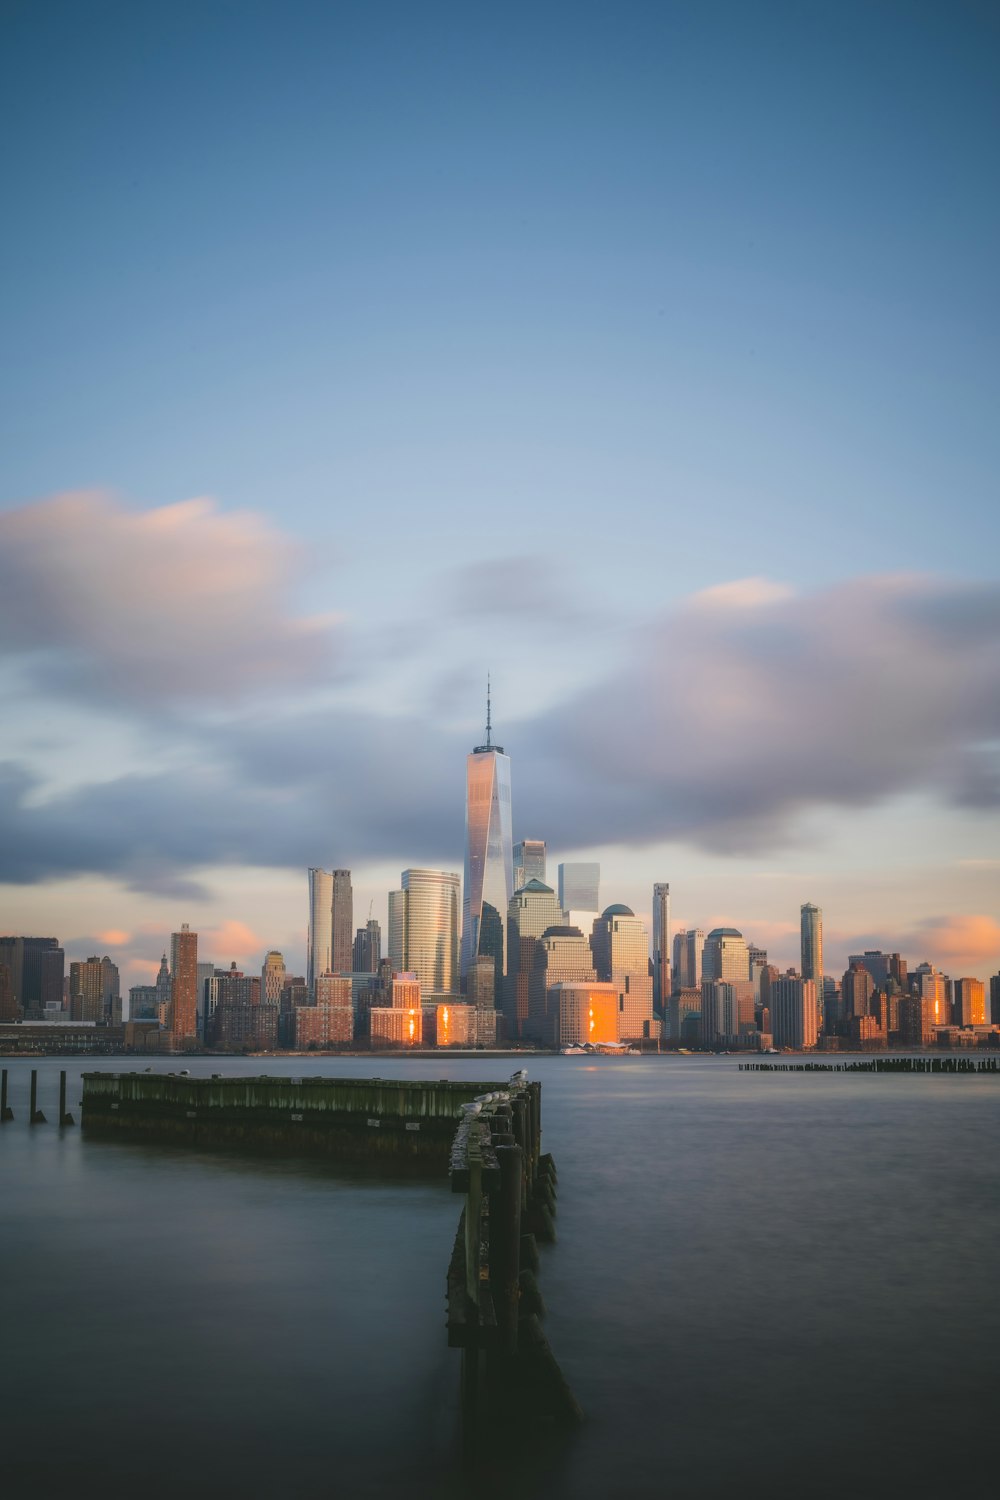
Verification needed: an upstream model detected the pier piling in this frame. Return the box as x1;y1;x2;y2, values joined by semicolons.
59;1070;75;1127
1;1068;12;1121
29;1069;46;1124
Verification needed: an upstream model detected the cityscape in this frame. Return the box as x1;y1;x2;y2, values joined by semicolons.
3;691;998;1057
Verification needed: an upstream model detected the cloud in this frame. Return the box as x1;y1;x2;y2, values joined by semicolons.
95;929;130;946
1;567;999;888
0;492;339;706
514;573;1000;851
201;920;265;962
905;915;1000;971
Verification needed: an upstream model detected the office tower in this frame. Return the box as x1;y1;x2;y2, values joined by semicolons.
558;862;600;912
197;961;215;1040
466;955;497;1010
68;955;120;1023
770;974;818;1050
911;963;950;1026
700;979;755;1047
954;978;986;1027
389;870;460;996
668;987;702;1043
591;905;655;1040
463;688;513;978
529;926;597;1046
261;951;286;1005
352;919;381;974
0;937;63;1020
800;903;823;986
652;883;670;1012
514;840;547;890
331;869;353;974
170;924;198;1042
307;868;333;988
702;928;749;983
506;879;567;1039
841;962;874;1020
849;951;906;989
672;929;706;990
899;993;935;1047
991;972;1000;1025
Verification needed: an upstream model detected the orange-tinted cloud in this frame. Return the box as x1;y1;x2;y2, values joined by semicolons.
201;919;265;962
96;929;130;946
906;915;1000;970
0;491;339;704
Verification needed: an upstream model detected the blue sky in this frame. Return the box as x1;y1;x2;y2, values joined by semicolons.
2;0;998;986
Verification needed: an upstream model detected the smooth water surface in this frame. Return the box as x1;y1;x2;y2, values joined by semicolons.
1;1055;996;1499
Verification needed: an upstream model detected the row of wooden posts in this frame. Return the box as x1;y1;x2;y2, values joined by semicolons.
0;1067;76;1125
740;1056;1000;1073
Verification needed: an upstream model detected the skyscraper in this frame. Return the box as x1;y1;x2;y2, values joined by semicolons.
591;904;655;1041
68;956;119;1023
506;878;567;1039
170;924;198;1043
702;928;749;983
261;951;286;1005
307;868;333;989
652;883;670;1012
331;869;353;974
352;919;381;974
770;974;819;1050
514;840;547;890
557;862;600;911
390;869;461;996
462;687;513;979
800;903;823;998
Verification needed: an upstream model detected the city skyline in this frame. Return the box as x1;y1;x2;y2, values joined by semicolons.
1;3;998;992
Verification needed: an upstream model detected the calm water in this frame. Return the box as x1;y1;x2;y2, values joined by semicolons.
1;1055;996;1499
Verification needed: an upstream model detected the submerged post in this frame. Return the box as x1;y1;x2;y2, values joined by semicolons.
1;1068;12;1121
30;1069;46;1124
492;1142;523;1356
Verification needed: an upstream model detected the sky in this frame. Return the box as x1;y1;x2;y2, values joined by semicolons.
2;0;999;992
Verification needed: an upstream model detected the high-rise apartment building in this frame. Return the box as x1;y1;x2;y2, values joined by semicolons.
800;903;823;986
702;928;749;983
700;979;755;1047
389;870;460;997
330;869;353;974
514;840;547;890
462;691;513;979
352;919;381;974
842;962;874;1020
261;951;286;1005
911;963;950;1026
557;862;600;912
170;924;198;1043
307;868;333;989
69;956;120;1023
652;883;670;1012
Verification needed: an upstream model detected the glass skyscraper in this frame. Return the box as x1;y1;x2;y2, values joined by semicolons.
462;692;513;979
389;869;460;996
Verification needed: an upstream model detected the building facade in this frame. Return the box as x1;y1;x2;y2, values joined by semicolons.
462;696;513;979
652;882;670;1013
513;840;546;890
557;862;600;912
388;870;460;997
170;925;198;1043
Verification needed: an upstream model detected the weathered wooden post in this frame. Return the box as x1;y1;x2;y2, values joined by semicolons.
492;1142;523;1356
30;1068;46;1124
59;1070;75;1126
1;1068;13;1121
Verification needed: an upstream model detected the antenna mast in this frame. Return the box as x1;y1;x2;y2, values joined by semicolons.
486;674;492;749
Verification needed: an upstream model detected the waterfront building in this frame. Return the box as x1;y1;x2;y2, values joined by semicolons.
506;880;567;1039
529;926;597;1046
315;975;353;1008
702;928;749;983
513;840;546;890
700;979;756;1047
899;993;935;1048
128;982;157;1022
770;973;818;1050
954;977;986;1028
652;883;670;1012
435;1001;477;1047
293;1004;354;1048
0;937;64;1020
213;1000;278;1051
0;961;16;1022
557;862;600;912
388;870;460;997
69;955;120;1025
591;904;655;1041
462;690;513;979
169;925;198;1043
550;981;619;1047
370;1005;422;1047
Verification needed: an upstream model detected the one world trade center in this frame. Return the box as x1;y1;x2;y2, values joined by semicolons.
462;685;513;985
